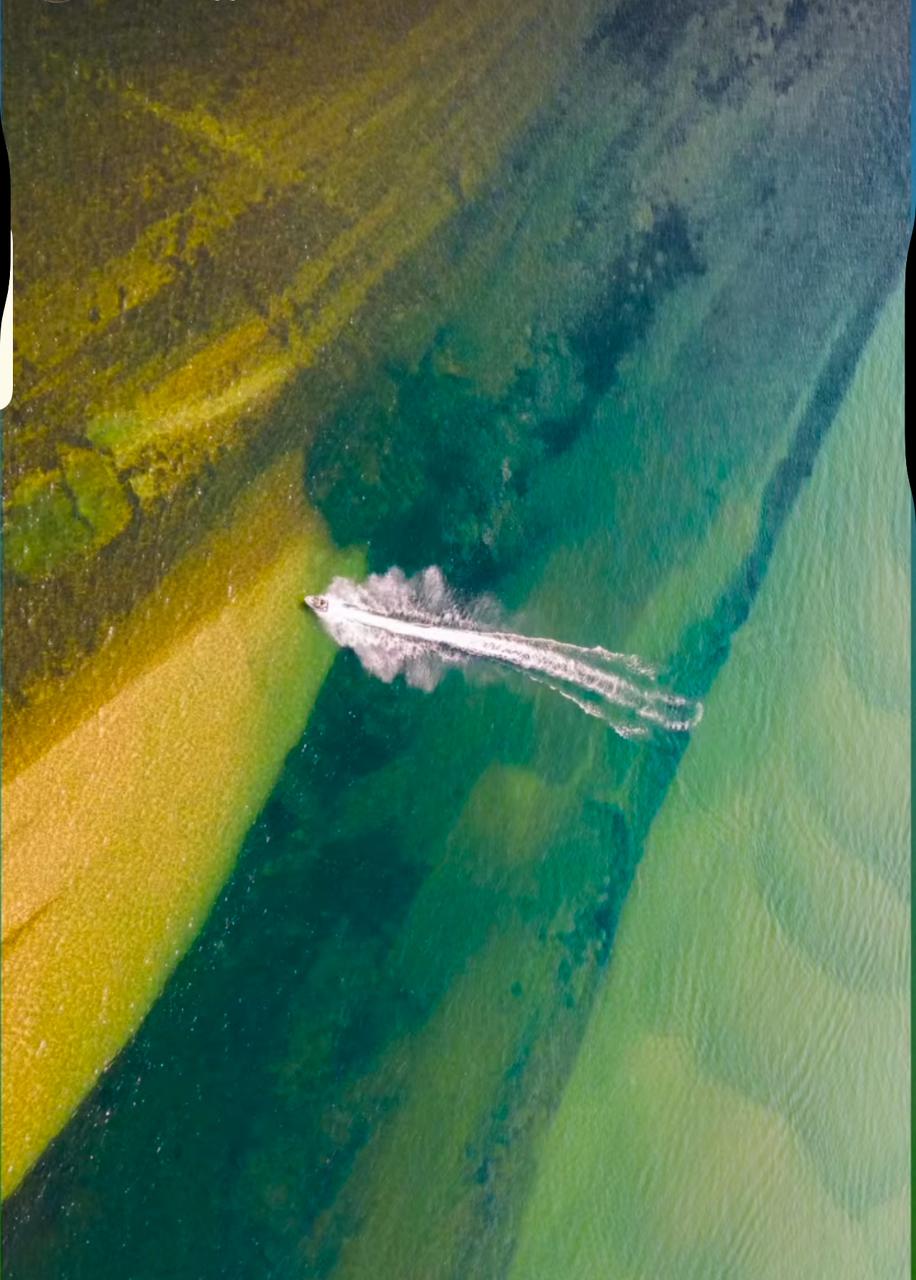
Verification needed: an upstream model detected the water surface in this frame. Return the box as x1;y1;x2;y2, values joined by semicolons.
2;1;908;1275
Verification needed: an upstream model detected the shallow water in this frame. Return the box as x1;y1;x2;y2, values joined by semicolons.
508;285;910;1280
3;1;909;1275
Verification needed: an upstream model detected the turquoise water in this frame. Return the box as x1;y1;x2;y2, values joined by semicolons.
3;2;909;1275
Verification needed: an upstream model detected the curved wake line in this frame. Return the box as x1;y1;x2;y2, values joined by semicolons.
306;567;702;740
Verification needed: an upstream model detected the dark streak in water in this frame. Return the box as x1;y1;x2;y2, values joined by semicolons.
570;204;706;398
632;253;907;846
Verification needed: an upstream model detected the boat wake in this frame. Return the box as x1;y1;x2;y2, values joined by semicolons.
305;566;702;741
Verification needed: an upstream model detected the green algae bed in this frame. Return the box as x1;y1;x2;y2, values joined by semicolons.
1;0;909;1276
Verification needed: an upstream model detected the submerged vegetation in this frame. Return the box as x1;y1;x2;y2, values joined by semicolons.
307;336;569;589
308;201;706;595
4;448;135;581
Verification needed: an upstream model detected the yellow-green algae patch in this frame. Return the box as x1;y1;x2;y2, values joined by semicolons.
462;765;570;870
1;453;362;1198
4;448;134;580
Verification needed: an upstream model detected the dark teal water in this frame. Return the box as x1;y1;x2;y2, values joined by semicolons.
3;1;909;1275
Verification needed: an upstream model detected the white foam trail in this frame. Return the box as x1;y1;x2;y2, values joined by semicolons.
305;566;702;740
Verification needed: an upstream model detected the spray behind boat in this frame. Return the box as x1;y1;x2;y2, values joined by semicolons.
303;566;702;740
